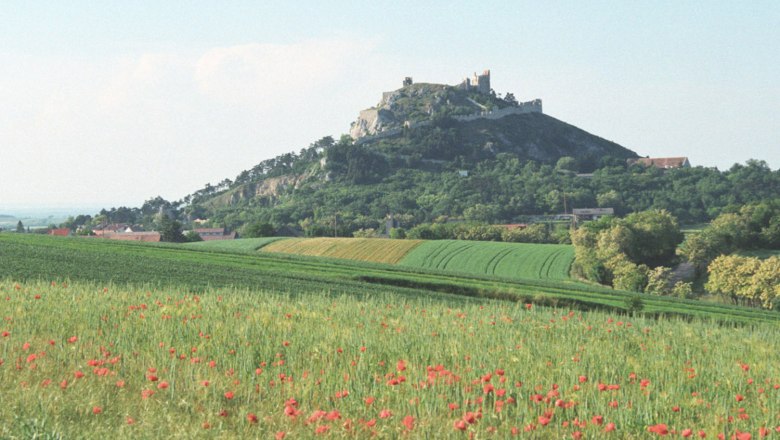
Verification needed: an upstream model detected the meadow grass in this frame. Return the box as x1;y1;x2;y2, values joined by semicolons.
0;279;777;438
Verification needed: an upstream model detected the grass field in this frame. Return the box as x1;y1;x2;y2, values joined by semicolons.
399;240;574;281
184;237;283;253
1;234;779;325
1;279;778;438
261;237;424;264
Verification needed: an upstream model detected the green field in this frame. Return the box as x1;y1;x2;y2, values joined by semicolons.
1;234;779;325
196;237;575;281
184;236;283;252
261;237;424;264
399;240;574;280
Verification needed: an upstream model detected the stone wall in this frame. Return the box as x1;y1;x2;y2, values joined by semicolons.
452;99;542;122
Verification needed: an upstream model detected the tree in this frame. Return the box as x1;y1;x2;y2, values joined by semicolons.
503;92;518;106
621;210;683;267
157;216;186;243
183;231;203;242
571;210;682;289
555;156;578;173
390;227;406;239
706;255;780;309
16;221;24;233
243;221;276;238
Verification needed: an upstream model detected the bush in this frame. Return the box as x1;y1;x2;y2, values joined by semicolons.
390;228;406;239
352;228;379;238
671;281;693;299
624;295;645;313
184;231;203;242
243;222;276;238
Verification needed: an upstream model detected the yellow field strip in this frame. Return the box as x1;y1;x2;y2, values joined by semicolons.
261;238;424;264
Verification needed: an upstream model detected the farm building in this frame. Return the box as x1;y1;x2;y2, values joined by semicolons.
48;228;71;237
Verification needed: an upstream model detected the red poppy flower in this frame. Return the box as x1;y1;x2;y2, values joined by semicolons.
648;424;669;435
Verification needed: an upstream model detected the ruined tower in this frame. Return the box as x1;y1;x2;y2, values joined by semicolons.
460;69;491;94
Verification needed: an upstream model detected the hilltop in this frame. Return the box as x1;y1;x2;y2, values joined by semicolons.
179;72;639;227
74;71;779;239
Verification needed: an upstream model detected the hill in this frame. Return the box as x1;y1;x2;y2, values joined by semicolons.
82;74;780;238
178;73;640;233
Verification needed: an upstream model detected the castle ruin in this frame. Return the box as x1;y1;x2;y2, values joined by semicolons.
459;69;491;94
350;69;542;140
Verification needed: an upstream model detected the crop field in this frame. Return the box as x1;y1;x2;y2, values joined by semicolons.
261;237;424;264
399;240;574;280
1;234;779;325
0;279;778;438
184;237;283;253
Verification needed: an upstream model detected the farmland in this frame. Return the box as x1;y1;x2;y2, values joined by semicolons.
1;279;778;438
261;237;424;264
399;240;574;280
184;237;284;253
1;234;779;325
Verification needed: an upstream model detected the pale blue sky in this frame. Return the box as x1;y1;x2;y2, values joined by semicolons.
1;1;778;209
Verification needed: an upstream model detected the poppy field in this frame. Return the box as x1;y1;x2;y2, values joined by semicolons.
1;278;779;439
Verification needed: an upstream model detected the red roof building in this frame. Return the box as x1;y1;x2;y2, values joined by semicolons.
49;228;70;237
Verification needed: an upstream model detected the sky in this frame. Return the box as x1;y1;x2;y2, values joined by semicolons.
1;1;778;212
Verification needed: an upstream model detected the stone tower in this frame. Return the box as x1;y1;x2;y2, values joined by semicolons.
460;69;491;94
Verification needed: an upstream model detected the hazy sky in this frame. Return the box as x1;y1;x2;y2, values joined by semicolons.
1;1;778;211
